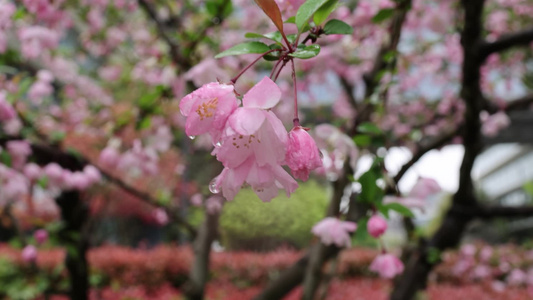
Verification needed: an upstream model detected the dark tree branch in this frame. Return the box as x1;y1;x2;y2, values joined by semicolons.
391;0;487;299
254;196;368;300
183;211;220;300
480;27;533;59
256;1;413;298
302;163;352;299
0;136;197;237
450;204;533;219
484;93;533;114
393;129;458;184
137;0;191;69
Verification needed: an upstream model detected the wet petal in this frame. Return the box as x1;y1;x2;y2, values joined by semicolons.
243;76;281;109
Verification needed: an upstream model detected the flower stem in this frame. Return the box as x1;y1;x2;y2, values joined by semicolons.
291;59;300;127
270;58;283;79
230;49;282;84
273;59;287;82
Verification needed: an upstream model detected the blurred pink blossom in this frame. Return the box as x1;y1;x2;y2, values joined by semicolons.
367;214;388;238
370;253;404;279
34;229;49;244
21;245;38;263
311;217;357;248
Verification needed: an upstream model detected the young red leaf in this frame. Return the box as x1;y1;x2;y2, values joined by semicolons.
254;0;285;34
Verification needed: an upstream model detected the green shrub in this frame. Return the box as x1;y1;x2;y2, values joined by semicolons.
219;180;329;251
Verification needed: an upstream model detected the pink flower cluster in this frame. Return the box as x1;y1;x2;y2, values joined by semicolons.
28;70;54;104
384;177;442;209
311;217;357;248
18;26;60;59
43;163;102;191
179;77;322;202
0;91;16;121
0;0;15;53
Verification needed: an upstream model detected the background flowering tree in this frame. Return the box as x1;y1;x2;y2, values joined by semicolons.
0;0;532;299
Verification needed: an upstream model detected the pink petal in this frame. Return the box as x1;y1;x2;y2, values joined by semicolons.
254;185;279;202
243;76;281;109
228;107;266;136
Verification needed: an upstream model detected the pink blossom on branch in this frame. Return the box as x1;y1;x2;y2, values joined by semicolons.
370;253;405;279
384;177;442;209
285;126;323;181
21;245;38;263
367;214;388;238
212;157;298;202
34;229;49;244
311;217;357;248
0;91;16;121
179;82;238;144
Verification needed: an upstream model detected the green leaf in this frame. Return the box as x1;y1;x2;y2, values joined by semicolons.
138;86;163;110
138;117;151;130
50;131;66;143
358;159;384;203
383;50;397;63
245;31;283;43
313;0;338;25
285;16;296;23
382;202;415;218
254;0;285;34
264;44;283;61
0;151;12;167
523;182;533;197
37;176;49;189
357;122;382;135
295;0;330;31
323;19;353;35
426;247;441;264
13;7;27;20
353;134;371;147
66;147;83;160
372;8;395;23
215;42;271;58
288;44;320;59
205;0;232;18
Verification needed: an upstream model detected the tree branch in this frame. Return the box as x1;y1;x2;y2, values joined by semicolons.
480;27;533;59
0;136;197;237
391;0;487;298
484;93;533;114
450;204;533;219
393;129;458;184
137;0;191;69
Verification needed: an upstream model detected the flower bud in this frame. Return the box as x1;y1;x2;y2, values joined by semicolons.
286;126;322;181
34;229;48;244
367;214;388;238
21;245;38;263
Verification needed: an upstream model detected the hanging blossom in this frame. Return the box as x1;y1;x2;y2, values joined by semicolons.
367;214;388;238
180;77;303;202
311;217;357;248
286;126;323;181
384;177;442;209
370;253;405;279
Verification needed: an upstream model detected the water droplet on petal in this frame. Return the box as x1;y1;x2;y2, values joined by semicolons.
188;135;196;140
209;178;220;194
215;141;222;147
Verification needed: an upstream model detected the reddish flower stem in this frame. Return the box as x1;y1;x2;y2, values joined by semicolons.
291;59;299;127
230;49;282;84
270;58;284;79
273;59;287;82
